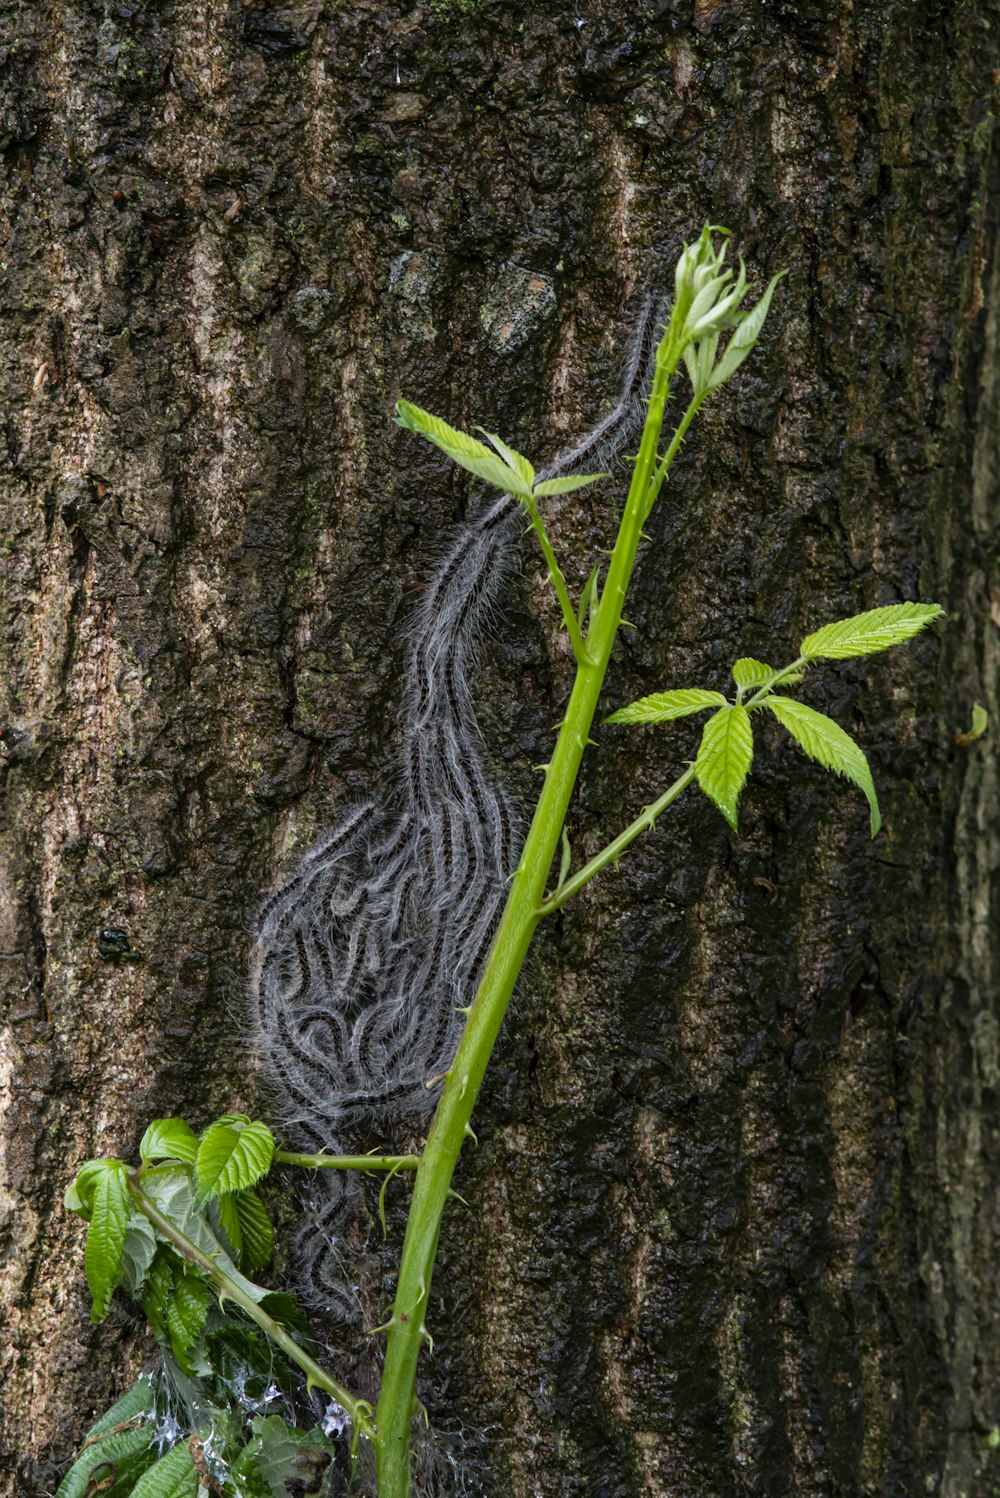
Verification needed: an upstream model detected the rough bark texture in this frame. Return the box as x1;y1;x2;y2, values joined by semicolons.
1;2;999;1495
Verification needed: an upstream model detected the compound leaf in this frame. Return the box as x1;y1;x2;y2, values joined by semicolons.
139;1118;199;1167
196;1117;274;1200
606;688;727;726
800;602;944;661
84;1161;130;1322
235;1189;275;1274
128;1441;199;1498
695;704;754;829
765;695;881;836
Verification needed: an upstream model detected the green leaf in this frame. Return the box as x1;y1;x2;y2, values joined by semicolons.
84;1162;131;1321
195;1117;274;1201
259;1292;316;1348
228;1438;271;1498
142;1248;179;1345
140;1166;270;1306
695;704;754;829
765;695;881;836
708;269;787;389
167;1270;213;1376
800;602;944;661
80;1375;157;1440
56;1423;158;1498
128;1441;199;1498
140;1118;199;1166
732;657;776;690
251;1416;335;1498
606;688;728;726
65;1158;116;1221
214;1192;243;1263
121;1211;158;1296
476;428;535;487
395;400;532;495
532;472;608;498
234;1189;275;1274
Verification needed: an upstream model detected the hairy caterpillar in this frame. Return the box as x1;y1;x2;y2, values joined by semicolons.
249;288;665;1321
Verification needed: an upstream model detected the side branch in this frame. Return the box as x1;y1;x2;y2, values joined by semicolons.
126;1177;374;1438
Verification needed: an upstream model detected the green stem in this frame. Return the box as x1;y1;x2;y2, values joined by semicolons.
375;326;692;1497
744;656;808;706
539;762;698;915
522;494;592;664
126;1177;375;1438
276;1151;420;1172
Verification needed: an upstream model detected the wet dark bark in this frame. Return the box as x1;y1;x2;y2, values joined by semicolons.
2;2;999;1495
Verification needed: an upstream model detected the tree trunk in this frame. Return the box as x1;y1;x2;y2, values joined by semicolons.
2;2;998;1494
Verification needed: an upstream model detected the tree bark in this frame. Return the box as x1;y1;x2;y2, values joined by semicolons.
1;2;998;1495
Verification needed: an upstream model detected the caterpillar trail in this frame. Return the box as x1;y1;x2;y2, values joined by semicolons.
249;289;666;1327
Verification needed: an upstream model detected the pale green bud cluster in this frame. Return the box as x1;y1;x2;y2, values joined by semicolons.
669;224;786;399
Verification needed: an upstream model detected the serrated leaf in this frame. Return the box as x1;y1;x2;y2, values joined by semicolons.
128;1441;199;1498
84;1162;131;1321
56;1423;158;1498
140;1166;269;1307
606;688;728;726
142;1248;179;1346
140;1118;199;1166
65;1158;116;1221
732;657;776;689
695;704;754;829
532;472;608;498
251;1416;335;1498
259;1292;316;1349
214;1193;243;1263
476;428;535;487
228;1438;271;1498
765;695;881;836
235;1190;275;1274
800;602;944;661
167;1271;212;1375
396;400;532;495
121;1212;158;1296
195;1118;274;1201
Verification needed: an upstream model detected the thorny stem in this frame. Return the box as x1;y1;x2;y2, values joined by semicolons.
276;1151;420;1172
126;1177;375;1439
539;762;699;915
375;316;696;1496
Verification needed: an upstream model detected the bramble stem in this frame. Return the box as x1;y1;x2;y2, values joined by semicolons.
276;1151;420;1172
521;493;593;664
375;311;694;1497
126;1177;375;1438
538;762;698;915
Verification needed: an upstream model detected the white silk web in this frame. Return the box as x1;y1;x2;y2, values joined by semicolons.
249;290;666;1318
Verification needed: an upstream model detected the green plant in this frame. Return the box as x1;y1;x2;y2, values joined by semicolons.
63;227;943;1498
